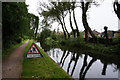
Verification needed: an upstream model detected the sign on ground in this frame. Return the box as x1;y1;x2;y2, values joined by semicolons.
25;43;43;58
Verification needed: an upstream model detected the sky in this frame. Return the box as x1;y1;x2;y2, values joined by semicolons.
25;0;119;33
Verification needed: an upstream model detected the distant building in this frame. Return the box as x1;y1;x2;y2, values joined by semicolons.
82;28;120;38
107;31;115;38
114;29;120;38
101;30;114;38
56;31;63;35
82;30;100;38
93;30;101;37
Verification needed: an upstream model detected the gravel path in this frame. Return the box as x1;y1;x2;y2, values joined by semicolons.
2;40;29;78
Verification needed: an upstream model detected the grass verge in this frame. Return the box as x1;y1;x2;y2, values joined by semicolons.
22;40;72;79
2;39;27;60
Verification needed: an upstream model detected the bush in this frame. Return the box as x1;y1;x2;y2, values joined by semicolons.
23;35;29;39
45;37;55;45
60;37;86;48
16;38;21;43
40;28;51;43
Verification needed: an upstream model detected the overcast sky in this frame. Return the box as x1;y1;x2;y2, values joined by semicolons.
25;0;119;33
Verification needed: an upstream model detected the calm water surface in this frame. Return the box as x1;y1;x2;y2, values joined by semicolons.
36;42;120;79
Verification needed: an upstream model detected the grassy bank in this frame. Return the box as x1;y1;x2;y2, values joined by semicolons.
2;39;27;60
59;38;119;54
22;40;72;79
58;38;120;68
41;37;120;67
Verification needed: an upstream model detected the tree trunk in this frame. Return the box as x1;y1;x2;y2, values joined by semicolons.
69;10;75;38
35;17;39;39
35;24;39;39
81;2;96;41
81;2;88;41
58;17;67;38
73;3;80;37
83;13;96;39
113;0;120;20
62;16;70;38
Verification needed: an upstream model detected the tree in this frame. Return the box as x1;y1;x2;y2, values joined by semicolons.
66;2;76;38
2;2;38;52
3;2;31;49
39;2;72;38
40;7;67;37
28;14;39;39
39;1;100;40
39;28;51;44
81;0;96;41
72;2;80;37
40;2;65;37
113;0;120;20
60;2;70;38
34;16;39;38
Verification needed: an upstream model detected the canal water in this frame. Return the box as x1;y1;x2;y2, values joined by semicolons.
36;42;120;79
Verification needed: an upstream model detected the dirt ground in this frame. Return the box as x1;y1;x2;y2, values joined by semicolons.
2;40;29;78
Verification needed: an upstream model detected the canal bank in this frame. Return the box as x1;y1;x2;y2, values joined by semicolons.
21;40;72;79
39;41;120;79
46;48;120;79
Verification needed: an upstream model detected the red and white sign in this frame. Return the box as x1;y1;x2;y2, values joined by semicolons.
26;43;43;58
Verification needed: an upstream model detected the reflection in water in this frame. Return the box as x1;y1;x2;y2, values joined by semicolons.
102;63;107;75
56;49;59;58
44;48;119;79
67;53;76;74
80;57;97;80
61;51;70;67
71;54;79;76
79;54;88;79
59;50;66;65
52;49;55;58
119;70;120;78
